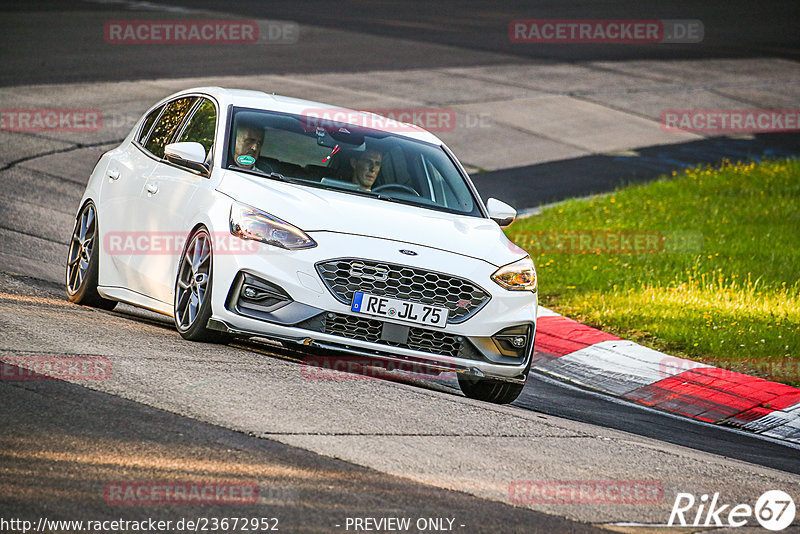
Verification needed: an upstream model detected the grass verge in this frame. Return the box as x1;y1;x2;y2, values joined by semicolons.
506;159;800;386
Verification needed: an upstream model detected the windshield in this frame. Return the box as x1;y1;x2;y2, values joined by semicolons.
226;107;482;216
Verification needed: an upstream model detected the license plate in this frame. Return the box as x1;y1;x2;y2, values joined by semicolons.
351;292;448;328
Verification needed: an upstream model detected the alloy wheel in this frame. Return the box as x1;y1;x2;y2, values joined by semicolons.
175;230;212;330
66;203;96;295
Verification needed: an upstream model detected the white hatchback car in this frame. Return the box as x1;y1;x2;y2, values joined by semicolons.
67;87;538;403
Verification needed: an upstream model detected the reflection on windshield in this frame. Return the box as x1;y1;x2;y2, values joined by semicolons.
227;108;480;216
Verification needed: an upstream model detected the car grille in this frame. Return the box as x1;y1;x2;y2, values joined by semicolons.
323;313;472;359
315;258;490;323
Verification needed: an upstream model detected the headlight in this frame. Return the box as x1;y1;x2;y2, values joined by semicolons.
491;256;537;291
230;202;317;250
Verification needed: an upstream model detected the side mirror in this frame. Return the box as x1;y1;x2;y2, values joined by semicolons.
486;198;516;227
164;142;209;176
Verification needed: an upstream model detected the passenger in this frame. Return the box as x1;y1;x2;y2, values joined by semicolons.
233;122;265;171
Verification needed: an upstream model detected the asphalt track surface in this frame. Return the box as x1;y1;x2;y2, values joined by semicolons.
4;1;800;208
2;1;800;531
1;355;602;533
2;0;800;87
475;133;800;208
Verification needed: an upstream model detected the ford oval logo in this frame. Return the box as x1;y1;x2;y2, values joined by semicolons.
399;249;418;256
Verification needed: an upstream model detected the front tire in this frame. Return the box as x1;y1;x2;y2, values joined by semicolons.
458;374;526;404
174;227;229;343
66;201;117;310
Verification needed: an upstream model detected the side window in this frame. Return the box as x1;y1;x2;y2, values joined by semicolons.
178;99;216;159
425;156;473;212
144;97;196;158
137;104;164;145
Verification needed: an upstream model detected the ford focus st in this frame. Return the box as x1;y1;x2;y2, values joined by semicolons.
66;87;538;403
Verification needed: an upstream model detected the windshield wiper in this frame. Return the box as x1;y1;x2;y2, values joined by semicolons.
227;165;293;183
328;186;396;203
264;171;291;182
229;166;404;205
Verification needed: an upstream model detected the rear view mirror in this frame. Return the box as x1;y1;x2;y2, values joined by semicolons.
486;198;516;226
165;142;209;176
315;127;365;150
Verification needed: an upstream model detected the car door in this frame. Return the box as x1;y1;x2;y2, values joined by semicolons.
97;103;164;290
132;97;217;305
118;95;198;299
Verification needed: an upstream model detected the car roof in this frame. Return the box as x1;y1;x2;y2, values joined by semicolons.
164;86;445;145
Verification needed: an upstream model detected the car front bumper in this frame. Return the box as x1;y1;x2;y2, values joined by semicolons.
208;232;537;381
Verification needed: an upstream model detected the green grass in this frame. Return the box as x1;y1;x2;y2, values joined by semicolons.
506;159;800;386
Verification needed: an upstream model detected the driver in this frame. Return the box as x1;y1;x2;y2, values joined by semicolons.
349;149;383;190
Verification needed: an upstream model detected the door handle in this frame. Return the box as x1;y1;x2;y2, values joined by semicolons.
145;183;158;195
107;169;120;181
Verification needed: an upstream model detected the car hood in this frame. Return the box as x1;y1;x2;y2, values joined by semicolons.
217;170;527;267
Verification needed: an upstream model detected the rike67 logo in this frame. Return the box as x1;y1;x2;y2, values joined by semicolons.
669;490;796;531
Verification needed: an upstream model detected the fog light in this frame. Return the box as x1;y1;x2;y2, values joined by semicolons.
241;284;283;301
242;286;258;299
490;325;532;358
227;272;293;319
511;336;526;348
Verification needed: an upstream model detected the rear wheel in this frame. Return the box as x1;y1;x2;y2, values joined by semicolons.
65;202;116;310
174;227;230;343
458;374;526;404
